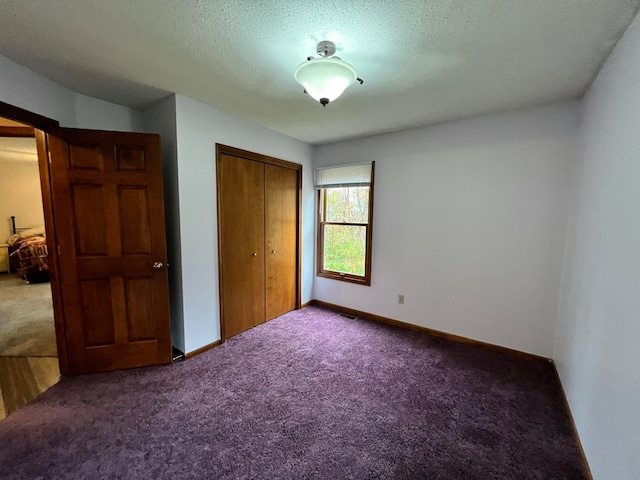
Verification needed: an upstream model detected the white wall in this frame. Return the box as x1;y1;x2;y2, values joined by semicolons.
314;102;580;357
0;53;142;132
143;95;185;352
73;93;143;132
554;13;640;479
0;54;75;126
0;152;43;241
173;95;314;353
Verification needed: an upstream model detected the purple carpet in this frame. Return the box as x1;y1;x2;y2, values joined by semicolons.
0;306;587;479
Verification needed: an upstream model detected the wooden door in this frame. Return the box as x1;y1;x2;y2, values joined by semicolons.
265;164;298;320
47;128;172;374
217;153;266;339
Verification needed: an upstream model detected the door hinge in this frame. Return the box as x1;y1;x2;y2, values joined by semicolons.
48;151;52;164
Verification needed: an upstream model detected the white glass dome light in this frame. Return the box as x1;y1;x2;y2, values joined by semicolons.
294;41;363;107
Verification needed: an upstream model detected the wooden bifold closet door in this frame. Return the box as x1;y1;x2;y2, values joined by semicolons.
217;146;300;340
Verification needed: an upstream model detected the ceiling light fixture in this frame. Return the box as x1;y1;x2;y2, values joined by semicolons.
294;41;363;107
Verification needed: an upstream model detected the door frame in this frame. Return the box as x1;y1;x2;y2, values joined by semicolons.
215;144;303;341
0;100;69;373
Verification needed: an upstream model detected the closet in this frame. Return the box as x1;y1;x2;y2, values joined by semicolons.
216;144;301;340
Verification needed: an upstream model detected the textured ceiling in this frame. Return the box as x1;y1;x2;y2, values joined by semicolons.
0;1;638;144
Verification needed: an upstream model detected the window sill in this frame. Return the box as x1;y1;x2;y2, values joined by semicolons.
317;271;371;286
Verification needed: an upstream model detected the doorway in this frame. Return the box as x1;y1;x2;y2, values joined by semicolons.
0;116;59;419
0;99;174;417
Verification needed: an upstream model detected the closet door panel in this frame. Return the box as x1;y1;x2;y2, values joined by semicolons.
218;154;266;339
265;164;298;320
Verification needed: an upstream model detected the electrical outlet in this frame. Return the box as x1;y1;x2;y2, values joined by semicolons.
398;294;405;304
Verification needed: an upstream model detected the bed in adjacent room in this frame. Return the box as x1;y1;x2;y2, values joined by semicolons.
7;216;49;283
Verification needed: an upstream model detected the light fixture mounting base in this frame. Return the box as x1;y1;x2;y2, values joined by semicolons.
317;41;336;58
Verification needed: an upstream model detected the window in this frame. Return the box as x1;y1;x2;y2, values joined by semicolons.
316;162;374;285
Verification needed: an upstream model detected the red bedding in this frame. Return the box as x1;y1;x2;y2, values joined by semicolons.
9;234;49;277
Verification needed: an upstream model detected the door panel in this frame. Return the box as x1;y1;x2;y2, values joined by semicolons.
124;276;156;341
48;128;172;373
116;145;146;171
71;184;108;255
119;187;152;254
79;279;114;346
265;165;298;320
218;153;266;339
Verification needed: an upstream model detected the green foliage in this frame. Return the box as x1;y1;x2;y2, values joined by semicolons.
326;187;369;223
324;225;366;275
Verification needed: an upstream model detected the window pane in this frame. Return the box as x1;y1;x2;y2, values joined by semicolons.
323;224;366;276
325;187;369;223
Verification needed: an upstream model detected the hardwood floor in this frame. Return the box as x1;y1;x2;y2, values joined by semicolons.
0;382;5;419
0;274;60;420
0;356;60;421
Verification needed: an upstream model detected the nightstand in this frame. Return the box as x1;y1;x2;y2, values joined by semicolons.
0;244;9;274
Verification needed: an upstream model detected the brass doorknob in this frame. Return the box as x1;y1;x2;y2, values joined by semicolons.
252;252;258;257
153;261;164;270
271;250;277;254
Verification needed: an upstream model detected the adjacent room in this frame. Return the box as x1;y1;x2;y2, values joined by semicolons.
0;1;638;478
0;116;58;418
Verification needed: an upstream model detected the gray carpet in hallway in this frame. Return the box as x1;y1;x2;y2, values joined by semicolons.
0;275;56;357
